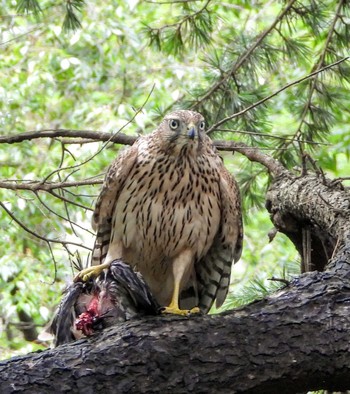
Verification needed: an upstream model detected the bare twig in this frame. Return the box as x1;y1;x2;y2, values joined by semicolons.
35;191;94;235
0;179;103;192
44;87;154;183
49;190;93;211
57;143;78;237
0;201;92;251
0;26;44;46
216;129;330;145
268;277;290;286
213;140;286;176
45;241;58;285
145;0;203;3
0;130;136;145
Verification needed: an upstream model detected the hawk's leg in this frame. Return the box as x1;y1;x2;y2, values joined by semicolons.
75;241;123;282
162;250;200;316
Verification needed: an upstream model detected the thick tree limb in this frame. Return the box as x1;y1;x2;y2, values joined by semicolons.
1;248;350;393
266;173;350;271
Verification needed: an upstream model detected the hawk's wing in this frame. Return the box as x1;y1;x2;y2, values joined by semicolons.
91;145;139;265
196;165;243;313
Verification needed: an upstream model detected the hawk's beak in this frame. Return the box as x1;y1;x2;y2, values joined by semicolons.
187;123;196;140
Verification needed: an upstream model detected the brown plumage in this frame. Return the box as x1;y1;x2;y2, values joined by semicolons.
77;110;243;315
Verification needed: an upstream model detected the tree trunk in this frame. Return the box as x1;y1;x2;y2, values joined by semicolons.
2;171;350;393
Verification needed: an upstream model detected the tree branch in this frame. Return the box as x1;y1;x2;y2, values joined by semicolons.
0;26;43;47
0;201;92;251
0;139;288;193
1;249;350;393
214;140;286;176
147;0;211;32
266;172;350;272
281;0;346;154
191;0;298;110
206;56;350;134
0;178;103;192
0;129;136;145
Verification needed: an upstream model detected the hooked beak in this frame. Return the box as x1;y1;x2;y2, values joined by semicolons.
187;123;196;140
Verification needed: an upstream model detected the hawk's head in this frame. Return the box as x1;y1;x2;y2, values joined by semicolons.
158;110;206;148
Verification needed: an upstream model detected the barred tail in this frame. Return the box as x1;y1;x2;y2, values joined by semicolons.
197;243;233;314
91;223;112;266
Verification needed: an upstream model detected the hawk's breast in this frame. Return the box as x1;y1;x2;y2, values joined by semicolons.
112;148;221;270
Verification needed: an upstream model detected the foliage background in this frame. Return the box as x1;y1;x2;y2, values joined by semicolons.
1;0;349;360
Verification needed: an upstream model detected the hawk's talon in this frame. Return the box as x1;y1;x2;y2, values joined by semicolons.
74;263;110;283
190;307;200;314
162;305;200;316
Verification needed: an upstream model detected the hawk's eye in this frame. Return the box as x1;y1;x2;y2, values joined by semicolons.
169;119;180;130
199;121;205;131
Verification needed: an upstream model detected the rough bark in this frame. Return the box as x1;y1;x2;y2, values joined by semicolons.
266;173;350;272
1;252;350;393
2;172;350;393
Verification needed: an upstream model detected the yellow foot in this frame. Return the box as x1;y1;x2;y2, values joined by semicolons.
74;263;110;282
162;306;200;316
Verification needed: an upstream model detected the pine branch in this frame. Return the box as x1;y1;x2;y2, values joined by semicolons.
147;0;211;33
16;0;42;16
62;0;85;31
145;0;212;53
191;0;298;110
281;0;346;156
206;56;350;134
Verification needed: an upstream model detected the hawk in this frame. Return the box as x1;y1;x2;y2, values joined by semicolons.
77;110;243;315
